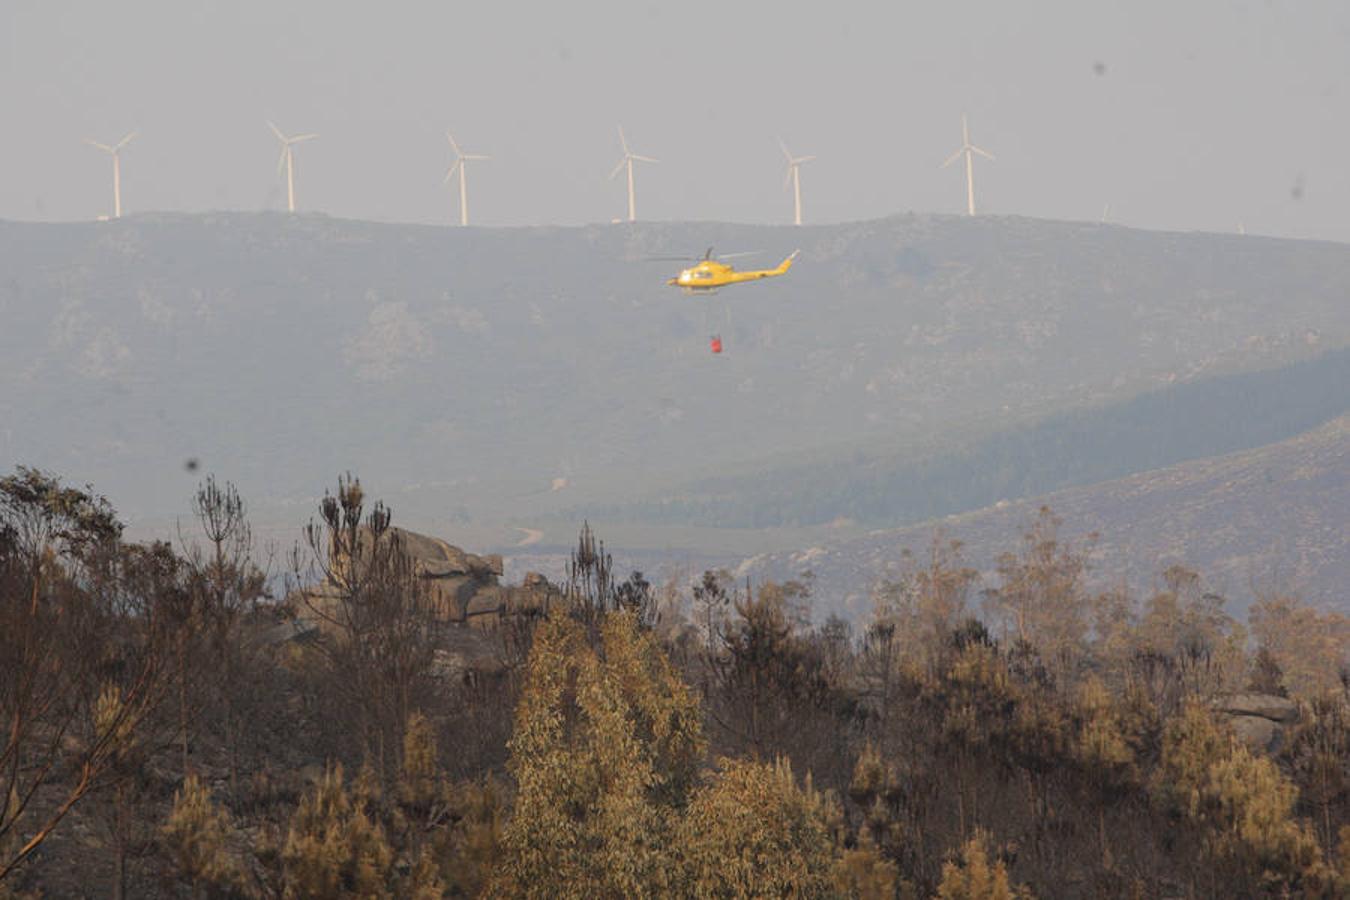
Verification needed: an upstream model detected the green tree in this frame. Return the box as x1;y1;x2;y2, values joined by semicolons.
1071;678;1137;869
428;779;504;899
848;741;916;895
1154;703;1331;893
1283;696;1350;855
489;610;704;898
397;711;440;816
393;711;502;897
678;756;842;899
279;763;396;899
934;830;1030;900
834;837;904;900
161;774;241;898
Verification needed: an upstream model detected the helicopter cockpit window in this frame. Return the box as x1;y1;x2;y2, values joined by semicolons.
695;270;713;279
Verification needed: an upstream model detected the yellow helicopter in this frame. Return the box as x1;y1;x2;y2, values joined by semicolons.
665;248;799;293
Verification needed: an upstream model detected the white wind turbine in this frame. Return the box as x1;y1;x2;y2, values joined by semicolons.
941;114;994;216
444;133;490;226
268;121;318;213
779;138;815;226
609;126;657;223
84;131;136;219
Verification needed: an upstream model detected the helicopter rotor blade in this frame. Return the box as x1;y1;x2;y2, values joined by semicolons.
636;249;760;262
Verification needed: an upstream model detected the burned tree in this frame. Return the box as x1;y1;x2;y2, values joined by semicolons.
174;475;269;792
0;468;175;882
566;522;658;641
291;474;438;782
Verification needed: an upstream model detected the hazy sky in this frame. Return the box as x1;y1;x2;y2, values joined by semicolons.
4;0;1350;240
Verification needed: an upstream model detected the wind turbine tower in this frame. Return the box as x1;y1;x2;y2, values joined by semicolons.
779;138;815;226
444;132;490;226
268;121;318;213
610;126;657;222
941;114;994;216
85;131;136;219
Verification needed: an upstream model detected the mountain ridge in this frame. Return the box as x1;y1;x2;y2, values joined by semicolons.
3;210;1349;536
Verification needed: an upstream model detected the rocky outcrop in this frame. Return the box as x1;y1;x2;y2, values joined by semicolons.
282;526;568;685
1214;693;1299;723
291;526;562;631
1213;692;1299;754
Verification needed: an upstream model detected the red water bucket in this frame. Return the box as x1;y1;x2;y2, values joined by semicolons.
710;335;723;354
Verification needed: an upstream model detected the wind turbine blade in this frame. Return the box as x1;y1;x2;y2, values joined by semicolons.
971;146;994;161
778;136;793;162
941;149;964;168
795;155;816;164
617;125;629;155
115;131;138;150
609;159;627;180
464;154;490;161
291;133;319;143
267;120;286;142
447;132;462;156
85;139;113;152
443;164;458;184
631;154;658;163
277;148;288;175
784;167;793;190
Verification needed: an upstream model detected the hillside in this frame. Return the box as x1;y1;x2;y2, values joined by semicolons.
3;211;1350;532
579;346;1350;527
734;415;1350;621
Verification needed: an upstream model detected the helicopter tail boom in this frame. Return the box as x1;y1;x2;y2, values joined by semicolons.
771;250;800;275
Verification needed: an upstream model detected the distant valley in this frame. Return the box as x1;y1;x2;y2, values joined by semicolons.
3;210;1349;614
580;346;1350;529
733;414;1350;621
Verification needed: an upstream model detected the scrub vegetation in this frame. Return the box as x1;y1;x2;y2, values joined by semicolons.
3;468;1349;897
